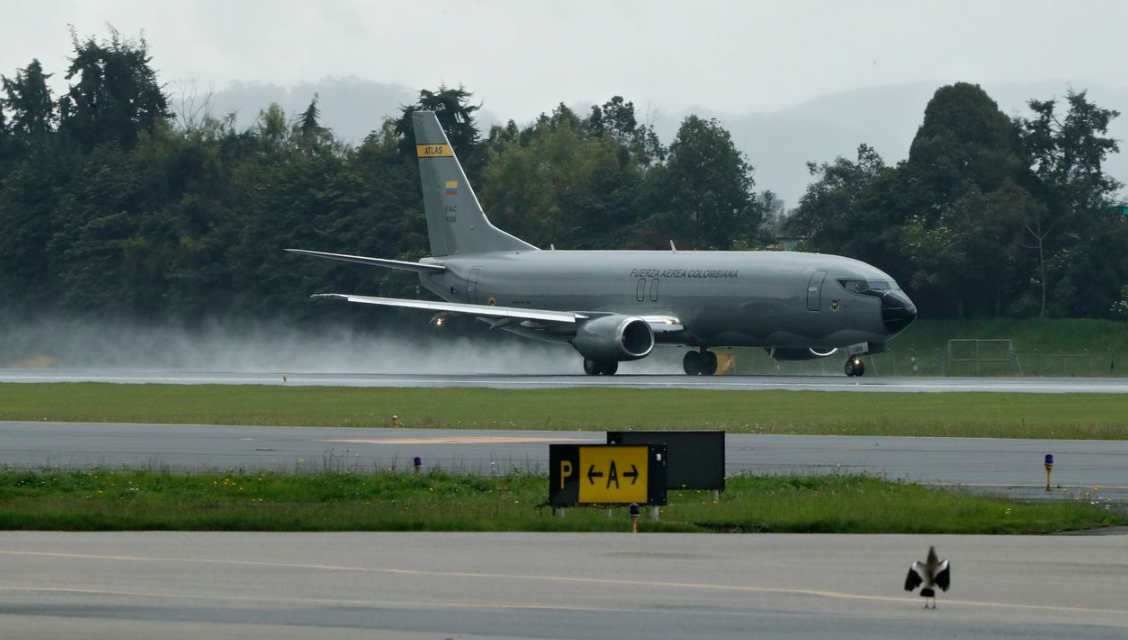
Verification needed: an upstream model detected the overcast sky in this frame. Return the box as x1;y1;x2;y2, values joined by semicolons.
4;0;1127;120
3;1;1126;205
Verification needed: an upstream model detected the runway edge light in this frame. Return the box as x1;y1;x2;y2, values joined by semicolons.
1045;454;1054;492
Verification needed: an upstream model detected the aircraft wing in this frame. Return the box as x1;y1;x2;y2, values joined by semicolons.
286;249;446;274
313;294;586;324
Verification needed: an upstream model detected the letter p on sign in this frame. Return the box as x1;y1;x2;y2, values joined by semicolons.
560;460;573;489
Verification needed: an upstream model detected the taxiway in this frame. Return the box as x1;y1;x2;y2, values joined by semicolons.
1;531;1126;639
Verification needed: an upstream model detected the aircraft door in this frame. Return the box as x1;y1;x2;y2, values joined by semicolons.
806;270;827;311
468;268;482;304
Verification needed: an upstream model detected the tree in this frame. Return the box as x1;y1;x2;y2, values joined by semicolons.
394;85;482;170
58;27;170;149
1019;90;1123;316
902;181;1029;317
1;59;56;141
664;115;762;249
786;144;889;255
298;93;322;135
479;117;629;247
293;93;336;154
906;83;1025;211
587;96;665;167
1023;91;1121;209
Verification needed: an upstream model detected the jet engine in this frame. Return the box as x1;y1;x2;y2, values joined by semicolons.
767;347;839;361
572;315;655;361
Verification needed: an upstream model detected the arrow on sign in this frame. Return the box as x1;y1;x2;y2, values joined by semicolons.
624;465;639;485
587;465;603;484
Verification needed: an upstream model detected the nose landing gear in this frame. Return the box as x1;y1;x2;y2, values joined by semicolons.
683;349;719;376
845;356;866;377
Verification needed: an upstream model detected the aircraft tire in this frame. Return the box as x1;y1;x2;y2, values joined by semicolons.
583;359;601;376
844;357;866;377
683;351;702;376
600;361;619;375
701;350;719;376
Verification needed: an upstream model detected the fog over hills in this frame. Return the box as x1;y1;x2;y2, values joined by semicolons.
207;79;1128;209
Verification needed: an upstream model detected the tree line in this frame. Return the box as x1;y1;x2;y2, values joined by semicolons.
0;29;1125;328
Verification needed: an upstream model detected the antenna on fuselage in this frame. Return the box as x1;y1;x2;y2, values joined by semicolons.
550;244;555;250
670;240;677;253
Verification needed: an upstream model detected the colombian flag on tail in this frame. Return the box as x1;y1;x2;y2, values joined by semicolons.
444;180;458;196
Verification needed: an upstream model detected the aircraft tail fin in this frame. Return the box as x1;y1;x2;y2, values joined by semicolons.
412;111;536;256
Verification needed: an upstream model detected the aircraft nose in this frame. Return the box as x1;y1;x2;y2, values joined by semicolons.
881;290;917;334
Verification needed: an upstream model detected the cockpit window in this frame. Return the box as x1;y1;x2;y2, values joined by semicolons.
839;279;900;294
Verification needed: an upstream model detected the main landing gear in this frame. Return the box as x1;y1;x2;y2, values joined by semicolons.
583;359;619;376
845;356;866;377
683;348;718;376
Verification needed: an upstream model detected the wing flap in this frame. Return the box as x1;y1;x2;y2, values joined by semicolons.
313;294;584;324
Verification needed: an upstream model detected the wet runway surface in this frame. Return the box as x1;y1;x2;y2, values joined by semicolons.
4;369;1128;392
3;422;1126;506
2;531;1126;639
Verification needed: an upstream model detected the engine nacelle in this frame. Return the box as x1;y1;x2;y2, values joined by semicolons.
767;347;839;361
572;315;655;361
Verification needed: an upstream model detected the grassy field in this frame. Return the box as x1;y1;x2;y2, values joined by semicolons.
723;317;1128;376
889;318;1128;354
3;383;1128;439
0;469;1119;534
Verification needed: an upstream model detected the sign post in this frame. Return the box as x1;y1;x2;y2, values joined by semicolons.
549;444;667;508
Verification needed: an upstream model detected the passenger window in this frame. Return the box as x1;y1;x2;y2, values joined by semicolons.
649;278;659;302
636;278;646;302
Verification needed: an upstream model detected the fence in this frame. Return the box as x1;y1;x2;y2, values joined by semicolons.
725;347;1125;378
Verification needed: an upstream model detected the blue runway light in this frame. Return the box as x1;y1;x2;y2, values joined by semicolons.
1045;454;1054;465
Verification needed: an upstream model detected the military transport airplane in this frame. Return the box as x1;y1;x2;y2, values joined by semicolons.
289;111;916;376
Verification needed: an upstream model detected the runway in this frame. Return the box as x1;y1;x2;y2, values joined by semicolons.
1;531;1126;639
4;369;1128;392
3;422;1126;505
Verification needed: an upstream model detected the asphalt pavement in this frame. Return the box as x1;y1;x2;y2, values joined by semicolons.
1;531;1125;639
4;369;1128;392
2;422;1126;505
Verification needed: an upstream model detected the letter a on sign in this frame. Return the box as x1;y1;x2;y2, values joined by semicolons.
579;446;647;503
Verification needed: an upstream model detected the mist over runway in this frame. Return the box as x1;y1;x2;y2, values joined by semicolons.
4;369;1128;393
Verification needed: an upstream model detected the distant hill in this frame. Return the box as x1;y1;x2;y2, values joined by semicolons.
208;79;1128;208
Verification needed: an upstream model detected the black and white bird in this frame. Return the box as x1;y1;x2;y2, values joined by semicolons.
904;546;950;608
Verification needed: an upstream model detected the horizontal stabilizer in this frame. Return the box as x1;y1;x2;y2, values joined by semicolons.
286;249;445;274
313;294;585;324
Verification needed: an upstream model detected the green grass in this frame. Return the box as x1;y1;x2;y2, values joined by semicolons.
0;469;1119;534
890;318;1128;355
4;383;1128;439
724;317;1128;376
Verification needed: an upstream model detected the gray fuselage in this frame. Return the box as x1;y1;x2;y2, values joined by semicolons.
419;249;912;350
